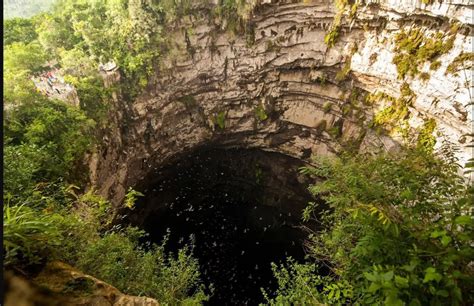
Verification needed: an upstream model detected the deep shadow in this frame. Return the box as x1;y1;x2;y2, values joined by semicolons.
124;148;323;305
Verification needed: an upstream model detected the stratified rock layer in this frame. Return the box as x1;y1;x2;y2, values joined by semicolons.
88;0;473;205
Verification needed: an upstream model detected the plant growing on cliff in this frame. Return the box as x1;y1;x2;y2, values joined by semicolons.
416;118;437;153
255;104;268;121
266;144;473;305
124;187;144;210
446;52;474;75
392;25;458;79
324;0;359;48
3;202;62;266
214;111;226;129
368;83;416;135
76;227;208;304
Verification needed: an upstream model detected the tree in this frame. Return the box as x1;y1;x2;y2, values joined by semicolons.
3;17;38;45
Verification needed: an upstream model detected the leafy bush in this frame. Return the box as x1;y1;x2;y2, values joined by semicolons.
267;145;473;305
262;258;323;305
304;145;473;305
3;17;38;45
4;99;95;185
3;202;62;266
76;228;208;304
3;144;43;197
3;187;209;304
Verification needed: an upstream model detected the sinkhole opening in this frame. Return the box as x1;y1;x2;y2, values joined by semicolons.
124;147;323;305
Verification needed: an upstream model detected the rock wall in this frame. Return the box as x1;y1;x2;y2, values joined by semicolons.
88;0;473;205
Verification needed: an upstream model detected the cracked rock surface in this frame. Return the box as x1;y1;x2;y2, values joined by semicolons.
88;0;473;205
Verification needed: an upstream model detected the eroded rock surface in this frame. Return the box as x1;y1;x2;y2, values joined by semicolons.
88;0;473;205
4;261;159;306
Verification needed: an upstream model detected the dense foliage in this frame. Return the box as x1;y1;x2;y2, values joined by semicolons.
3;1;213;303
265;145;474;305
3;190;208;304
4;1;473;305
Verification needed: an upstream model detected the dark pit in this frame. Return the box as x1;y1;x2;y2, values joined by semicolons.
123;148;322;305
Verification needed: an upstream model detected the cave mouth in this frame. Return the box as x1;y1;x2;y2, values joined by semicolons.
124;147;323;305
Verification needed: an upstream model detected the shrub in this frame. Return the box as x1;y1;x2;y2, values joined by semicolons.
4;99;95;183
3;18;38;46
76;228;208;304
262;258;323;305
3;203;62;266
292;145;474;305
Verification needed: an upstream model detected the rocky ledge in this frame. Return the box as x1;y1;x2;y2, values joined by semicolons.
87;0;473;205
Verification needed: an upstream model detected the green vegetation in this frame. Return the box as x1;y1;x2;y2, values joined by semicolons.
416;118;437;153
4;190;208;304
4;202;62;266
255;104;269;121
335;44;357;82
77;228;207;303
36;0;164;96
327;127;342;139
4;99;95;198
266;145;473;305
324;0;358;48
393;25;458;79
324;0;348;47
335;60;352;82
419;72;430;81
429;60;442;70
213;0;258;35
214;111;226;129
323;101;332;113
368;83;415;132
446;52;474;75
178;95;197;108
3;17;38;45
315;120;328;134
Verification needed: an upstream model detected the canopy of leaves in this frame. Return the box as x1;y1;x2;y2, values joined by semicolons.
4;99;95;199
3;17;38;45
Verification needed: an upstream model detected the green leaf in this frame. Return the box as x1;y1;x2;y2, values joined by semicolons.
440;235;452;247
385;294;404;306
382;270;394;282
364;272;378;282
436;289;449;297
430;230;446;238
394;275;409;288
368;282;381;292
454;215;472;225
423;267;442;283
409;298;422;306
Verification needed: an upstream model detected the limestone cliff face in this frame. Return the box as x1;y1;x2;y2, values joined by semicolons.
88;0;473;205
